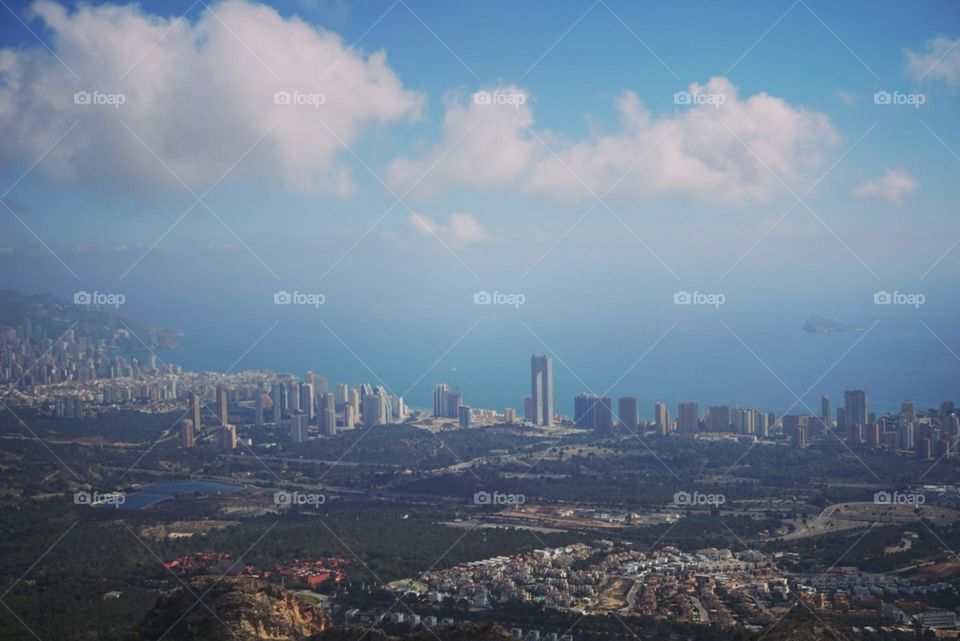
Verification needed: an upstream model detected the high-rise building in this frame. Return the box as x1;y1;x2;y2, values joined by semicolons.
836;406;847;432
445;392;462;420
820;395;831;428
530;355;554;426
459;405;472;428
503;408;517;424
191;391;202;431
433;384;449;418
594;397;613;433
255;383;264;426
219;424;237;450
179;418;195;448
617;397;639;432
844;390;867;431
654;402;669;435
300;382;315;420
708;405;730;432
677;402;698;435
898;421;914;450
291;413;308;443
344;404;357;429
216;386;229;426
336;384;349;407
362;391;386;429
574;393;596;429
271;382;284;423
900;400;916;424
319;392;336;437
523;396;533;423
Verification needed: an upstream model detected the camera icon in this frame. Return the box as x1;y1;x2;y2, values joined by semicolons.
73;91;91;105
273;91;292;105
873;290;892;305
273;290;292;305
673;291;692;305
873;491;891;504
73;290;91;305
273;491;292;505
473;91;492;105
73;491;92;505
673;491;691;505
673;91;692;105
473;491;491;505
873;91;891;105
473;290;492;305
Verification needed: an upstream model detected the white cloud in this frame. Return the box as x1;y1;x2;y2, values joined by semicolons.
836;90;858;106
854;168;917;204
0;0;423;195
386;85;537;197
525;78;839;203
391;77;838;204
409;212;490;245
905;36;960;87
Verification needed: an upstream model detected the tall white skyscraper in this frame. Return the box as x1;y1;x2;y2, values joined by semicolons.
530;354;553;426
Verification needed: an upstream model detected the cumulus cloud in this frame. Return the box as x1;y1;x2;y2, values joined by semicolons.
0;0;423;194
409;212;490;245
854;168;917;204
386;85;537;197
391;77;838;204
905;36;960;88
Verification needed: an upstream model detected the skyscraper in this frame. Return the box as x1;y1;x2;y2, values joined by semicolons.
677;402;698;435
844;389;867;431
594;397;613;433
219;424;237;450
654;402;669;435
255;382;264;426
319;392;336;437
271;382;284;423
191;391;202;431
574;393;596;429
820;395;831;428
362;391;386;429
445;392;462;420
433;383;449;418
708;405;730;432
458;405;472;428
300;382;315;420
179;418;195;448
530;355;553;426
291;413;308;443
216;386;228;426
617;397;639;431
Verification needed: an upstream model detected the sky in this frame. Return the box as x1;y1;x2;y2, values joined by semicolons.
0;0;958;413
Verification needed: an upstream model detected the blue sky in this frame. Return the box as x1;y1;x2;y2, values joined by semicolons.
0;1;958;413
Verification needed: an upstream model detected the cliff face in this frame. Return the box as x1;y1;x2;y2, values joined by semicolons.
134;576;329;641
